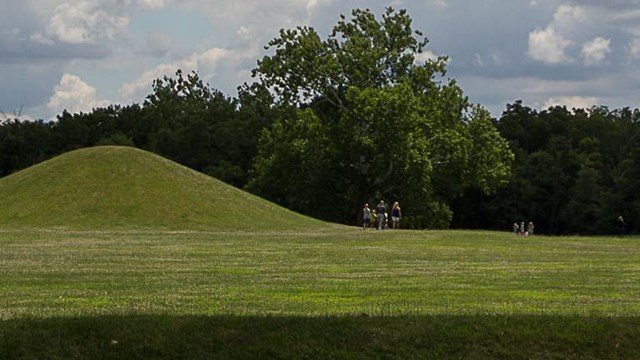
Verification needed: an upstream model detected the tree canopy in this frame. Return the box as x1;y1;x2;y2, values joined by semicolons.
248;7;513;227
453;102;640;235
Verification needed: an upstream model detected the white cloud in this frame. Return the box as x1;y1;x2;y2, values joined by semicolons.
4;0;640;121
29;32;55;46
543;96;599;110
237;26;253;41
430;0;448;7
552;5;588;34
628;38;640;59
468;51;508;68
120;63;189;102
473;54;484;68
611;9;640;37
306;0;334;15
527;4;612;65
47;3;94;44
34;1;129;45
139;0;169;9
414;50;440;64
144;32;174;57
47;74;110;114
181;0;353;40
491;52;510;66
196;48;242;84
528;26;573;64
119;47;257;102
581;37;611;66
456;73;632;116
194;0;318;24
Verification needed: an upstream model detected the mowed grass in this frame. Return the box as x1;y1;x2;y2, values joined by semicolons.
1;147;639;358
2;228;640;359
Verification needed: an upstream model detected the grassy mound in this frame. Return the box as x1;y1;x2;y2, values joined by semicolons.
0;146;325;230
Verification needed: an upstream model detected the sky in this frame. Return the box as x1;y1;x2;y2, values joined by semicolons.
2;0;640;121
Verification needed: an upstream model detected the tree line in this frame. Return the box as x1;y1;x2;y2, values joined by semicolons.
0;70;270;190
451;101;640;235
1;8;638;235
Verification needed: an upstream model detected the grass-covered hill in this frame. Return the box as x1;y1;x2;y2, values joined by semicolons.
0;146;326;230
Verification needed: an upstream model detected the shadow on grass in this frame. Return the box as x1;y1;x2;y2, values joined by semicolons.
1;315;639;359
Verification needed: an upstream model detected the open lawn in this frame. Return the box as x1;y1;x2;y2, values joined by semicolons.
1;228;639;359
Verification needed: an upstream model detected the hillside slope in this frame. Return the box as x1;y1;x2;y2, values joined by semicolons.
0;146;327;230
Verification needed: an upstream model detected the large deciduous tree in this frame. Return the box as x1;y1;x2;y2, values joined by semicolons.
247;7;513;228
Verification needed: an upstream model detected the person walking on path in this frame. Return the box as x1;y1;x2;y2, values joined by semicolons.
391;202;402;229
362;203;371;229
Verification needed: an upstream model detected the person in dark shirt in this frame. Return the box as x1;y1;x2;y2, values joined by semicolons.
617;216;626;237
362;203;371;229
391;202;402;229
376;201;387;230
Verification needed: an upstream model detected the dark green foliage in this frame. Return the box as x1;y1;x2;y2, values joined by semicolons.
0;119;55;177
452;101;640;235
248;8;513;228
138;70;269;187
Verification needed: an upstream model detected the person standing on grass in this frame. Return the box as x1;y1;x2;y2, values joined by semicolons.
391;202;402;229
527;221;535;236
362;203;371;229
519;221;525;235
376;200;387;230
617;216;626;237
513;222;519;235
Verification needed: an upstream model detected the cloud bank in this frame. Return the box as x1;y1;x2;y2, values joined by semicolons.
1;0;639;120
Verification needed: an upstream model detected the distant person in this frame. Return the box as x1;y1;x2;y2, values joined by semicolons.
519;221;525;235
527;221;535;236
617;216;626;237
362;203;371;229
513;222;519;235
376;201;387;230
370;210;377;228
391;202;402;229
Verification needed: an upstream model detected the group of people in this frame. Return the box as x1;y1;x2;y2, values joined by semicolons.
362;200;402;230
513;216;628;236
513;221;534;236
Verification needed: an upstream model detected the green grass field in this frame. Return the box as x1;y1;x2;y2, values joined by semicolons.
1;147;639;358
2;228;640;359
